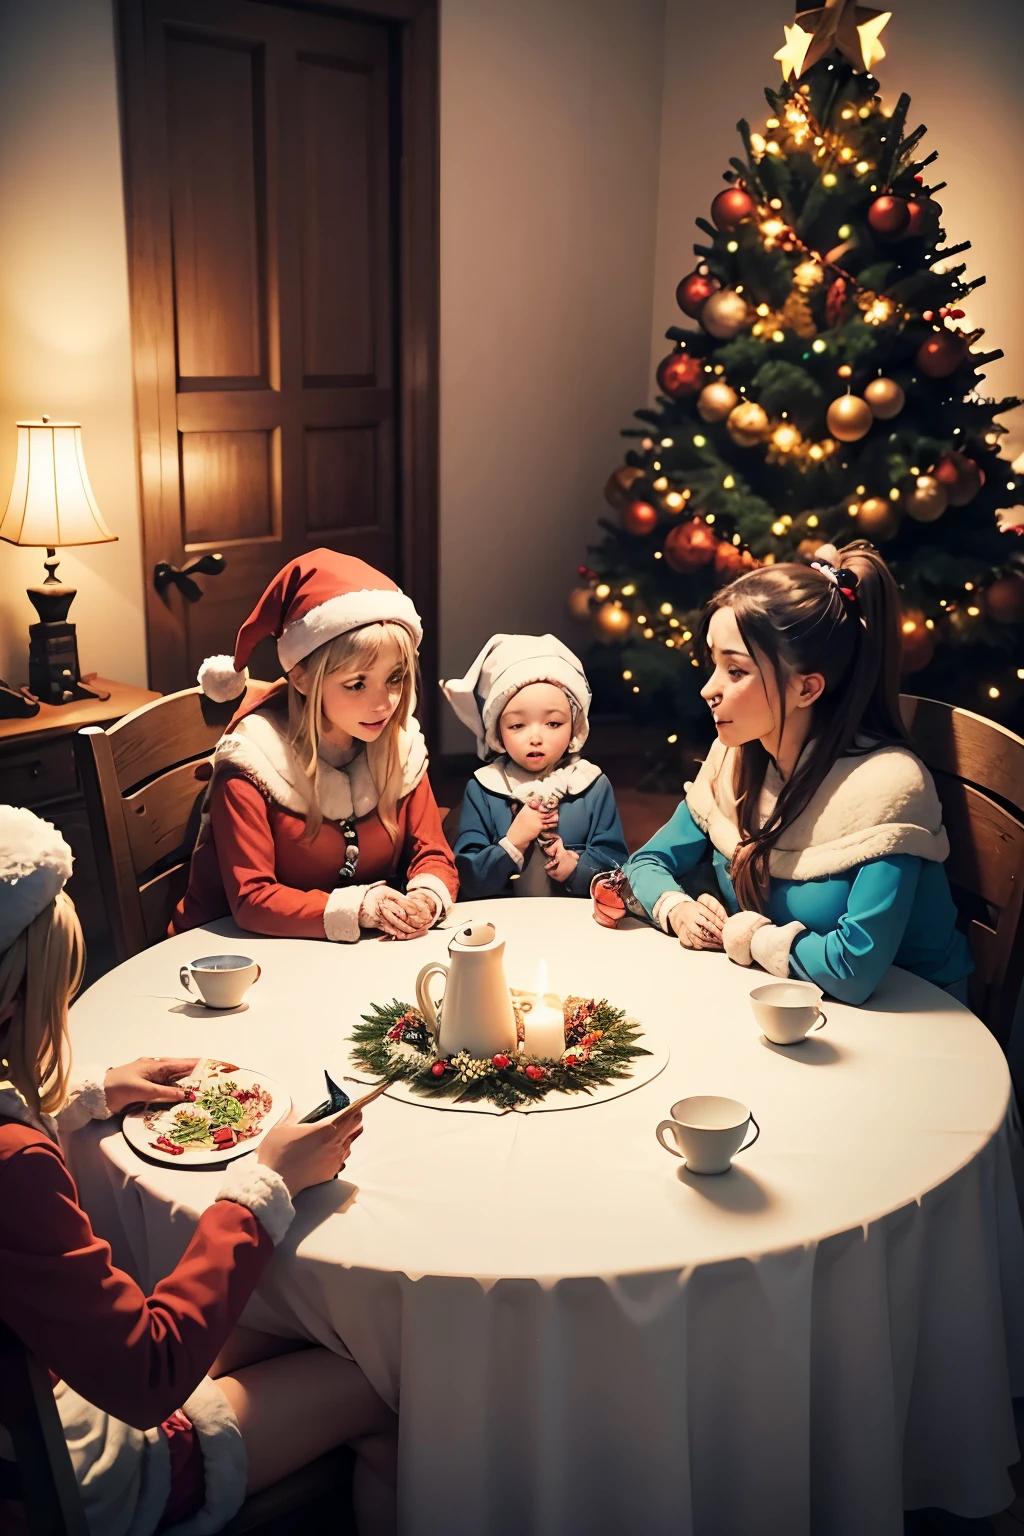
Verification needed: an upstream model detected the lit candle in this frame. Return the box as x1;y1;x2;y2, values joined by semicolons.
520;960;565;1061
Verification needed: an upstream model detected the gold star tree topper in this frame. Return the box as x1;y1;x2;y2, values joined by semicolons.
775;0;892;80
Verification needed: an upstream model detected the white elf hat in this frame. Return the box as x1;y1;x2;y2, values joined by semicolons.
198;549;423;702
442;634;592;759
0;806;74;953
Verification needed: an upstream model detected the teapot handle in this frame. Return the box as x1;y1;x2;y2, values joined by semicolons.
415;962;448;1043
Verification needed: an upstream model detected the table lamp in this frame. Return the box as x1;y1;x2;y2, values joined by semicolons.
0;416;118;705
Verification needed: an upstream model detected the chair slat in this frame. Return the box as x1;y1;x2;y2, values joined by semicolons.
76;728;149;960
139;864;191;949
0;1320;90;1536
934;773;1023;910
107;685;260;792
901;695;1024;815
122;760;212;874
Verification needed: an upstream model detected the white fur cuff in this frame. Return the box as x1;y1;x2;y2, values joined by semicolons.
407;871;454;919
325;882;380;942
652;889;693;934
55;1070;111;1134
749;919;806;978
499;837;525;870
216;1161;295;1246
722;909;771;967
197;654;249;703
172;1377;247;1536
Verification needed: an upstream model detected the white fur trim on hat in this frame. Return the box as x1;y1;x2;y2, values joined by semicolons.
278;588;423;672
0;806;73;953
216;1160;295;1246
442;634;591;758
197;654;249;703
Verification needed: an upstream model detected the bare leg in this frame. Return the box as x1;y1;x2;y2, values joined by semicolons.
216;1347;397;1536
210;1323;308;1377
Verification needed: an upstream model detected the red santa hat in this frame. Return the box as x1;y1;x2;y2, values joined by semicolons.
198;550;423;702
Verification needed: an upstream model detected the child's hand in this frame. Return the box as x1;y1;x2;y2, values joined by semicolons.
507;802;552;853
669;899;724;950
543;835;579;884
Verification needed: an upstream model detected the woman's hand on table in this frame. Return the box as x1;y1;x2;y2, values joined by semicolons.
669;894;726;950
103;1058;200;1114
375;890;435;940
259;1107;364;1196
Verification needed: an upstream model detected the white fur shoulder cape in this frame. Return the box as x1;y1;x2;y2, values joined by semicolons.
685;738;949;880
213;707;428;822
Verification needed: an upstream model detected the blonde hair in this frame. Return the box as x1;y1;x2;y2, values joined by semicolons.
288;621;419;842
0;890;85;1118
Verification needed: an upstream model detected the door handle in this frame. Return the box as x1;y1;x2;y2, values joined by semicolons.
153;552;227;603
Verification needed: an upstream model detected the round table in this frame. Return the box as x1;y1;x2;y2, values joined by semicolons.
66;898;1024;1536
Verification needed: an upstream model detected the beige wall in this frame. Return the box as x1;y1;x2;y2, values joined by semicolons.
0;0;147;689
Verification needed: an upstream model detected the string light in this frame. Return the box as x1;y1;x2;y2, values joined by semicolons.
595;583;610;599
621;584;636;596
723;475;736;488
812;339;827;353
636;614;647;624
807;514;819;528
989;687;1000;699
706;513;716;525
667;733;678;744
659;602;673;615
644;627;654;638
660;437;674;448
727;241;738;252
693;435;707;448
653;477;669;491
823;173;837;187
632;686;640;694
622;670;633;680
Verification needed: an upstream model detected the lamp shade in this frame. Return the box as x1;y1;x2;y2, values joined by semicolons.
0;419;116;549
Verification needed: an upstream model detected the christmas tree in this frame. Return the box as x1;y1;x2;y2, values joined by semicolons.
573;0;1024;739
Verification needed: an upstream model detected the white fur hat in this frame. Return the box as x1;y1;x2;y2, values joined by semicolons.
0;806;74;953
442;634;592;759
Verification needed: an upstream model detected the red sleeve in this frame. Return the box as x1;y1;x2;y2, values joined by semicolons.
0;1126;273;1430
211;773;331;939
401;775;459;900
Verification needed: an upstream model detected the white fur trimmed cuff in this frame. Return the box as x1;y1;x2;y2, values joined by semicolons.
216;1161;295;1247
652;889;694;934
499;837;525;870
407;871;454;920
172;1376;248;1536
55;1070;112;1134
749;919;806;979
197;654;249;703
325;882;381;942
722;910;772;967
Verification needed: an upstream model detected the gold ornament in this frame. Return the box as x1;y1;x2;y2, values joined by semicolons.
701;289;751;340
826;394;873;443
771;423;802;454
782;291;817;338
697;382;739;423
864;377;905;420
779;1;891;80
793;259;824;290
904;474;948;522
593;602;632;642
567;587;595;622
856;496;901;540
727;401;770;447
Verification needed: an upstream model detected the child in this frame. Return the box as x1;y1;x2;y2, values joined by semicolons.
622;543;973;1006
0;805;395;1534
172;550;457;943
442;634;627;899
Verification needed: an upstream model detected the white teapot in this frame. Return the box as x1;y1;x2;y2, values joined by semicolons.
415;920;517;1060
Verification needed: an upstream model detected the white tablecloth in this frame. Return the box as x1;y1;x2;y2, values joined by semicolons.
66;898;1024;1535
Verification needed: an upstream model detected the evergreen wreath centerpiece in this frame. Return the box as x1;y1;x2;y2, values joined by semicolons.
350;995;650;1111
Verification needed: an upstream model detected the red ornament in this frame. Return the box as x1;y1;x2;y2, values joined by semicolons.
903;201;927;237
868;195;910;238
431;1061;447;1077
711;187;756;231
676;270;720;318
985;575;1024;625
664;517;718;573
656;351;703;398
525;1065;545;1082
825;276;852;328
492;1054;511;1070
916;332;968;378
900;612;935;673
623;500;659;536
714;540;755;578
934;451;984;506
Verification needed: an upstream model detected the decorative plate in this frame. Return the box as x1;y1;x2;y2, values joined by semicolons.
122;1058;290;1166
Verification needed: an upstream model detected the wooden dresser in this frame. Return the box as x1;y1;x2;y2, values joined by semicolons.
0;677;160;982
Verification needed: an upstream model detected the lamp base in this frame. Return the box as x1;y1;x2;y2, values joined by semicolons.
27;581;77;624
28;619;96;706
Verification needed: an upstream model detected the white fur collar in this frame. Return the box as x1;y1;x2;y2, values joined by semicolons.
685;739;949;880
213;708;428;821
473;754;602;802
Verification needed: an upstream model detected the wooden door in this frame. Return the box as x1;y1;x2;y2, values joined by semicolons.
119;0;439;726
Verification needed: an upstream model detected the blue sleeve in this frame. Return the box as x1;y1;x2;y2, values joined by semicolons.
453;779;519;899
565;776;630;896
622;799;710;920
790;856;921;1006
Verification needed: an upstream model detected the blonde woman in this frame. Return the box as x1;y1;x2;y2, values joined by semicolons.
173;551;457;942
0;806;396;1534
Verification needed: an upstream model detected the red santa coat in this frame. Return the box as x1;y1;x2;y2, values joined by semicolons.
171;685;457;942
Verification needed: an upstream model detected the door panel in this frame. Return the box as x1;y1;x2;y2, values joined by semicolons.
119;0;437;708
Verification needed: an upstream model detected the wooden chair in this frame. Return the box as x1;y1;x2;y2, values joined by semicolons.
0;1319;355;1536
900;694;1024;1047
75;684;266;963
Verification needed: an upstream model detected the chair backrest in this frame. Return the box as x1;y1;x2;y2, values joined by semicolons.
0;1318;89;1536
900;693;1024;1046
76;684;264;961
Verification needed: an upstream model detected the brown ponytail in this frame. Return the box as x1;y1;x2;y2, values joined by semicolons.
697;540;909;913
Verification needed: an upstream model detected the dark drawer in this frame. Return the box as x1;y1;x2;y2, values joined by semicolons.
0;738;79;807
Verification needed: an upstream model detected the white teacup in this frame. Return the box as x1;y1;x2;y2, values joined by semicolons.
656;1095;759;1175
180;955;261;1010
749;981;826;1046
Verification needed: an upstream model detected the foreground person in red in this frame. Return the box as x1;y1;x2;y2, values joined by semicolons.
172;549;457;943
0;806;396;1534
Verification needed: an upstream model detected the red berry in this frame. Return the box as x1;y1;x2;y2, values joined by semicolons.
492;1054;511;1070
431;1062;446;1077
525;1065;545;1082
564;1054;579;1067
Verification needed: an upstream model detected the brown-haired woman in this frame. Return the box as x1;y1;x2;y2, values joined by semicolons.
623;543;972;1006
